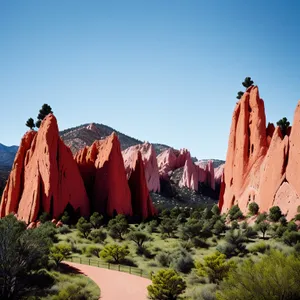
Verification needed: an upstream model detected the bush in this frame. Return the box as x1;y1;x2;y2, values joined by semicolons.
61;211;70;225
90;212;104;229
192;237;210;249
255;212;268;224
171;252;194;274
228;205;243;221
217;230;247;257
148;269;186;300
254;221;270;239
195;251;236;284
76;217;92;238
39;212;51;223
268;206;283;222
248;241;270;254
50;243;72;267
57;225;71;235
216;250;300;300
295;214;300;221
248;202;259;215
128;230;151;247
107;215;129;240
100;244;130;264
231;220;239;229
159;218;178;237
213;219;226;236
156;252;171;267
86;245;102;257
282;230;300;246
88;229;107;243
211;204;220;216
52;277;99;300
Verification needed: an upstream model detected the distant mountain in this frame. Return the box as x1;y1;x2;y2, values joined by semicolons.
59;122;171;155
197;159;225;168
0;143;18;167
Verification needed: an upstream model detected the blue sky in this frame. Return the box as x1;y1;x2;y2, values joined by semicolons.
1;1;300;160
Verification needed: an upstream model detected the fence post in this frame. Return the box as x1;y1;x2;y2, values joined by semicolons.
129;266;131;274
80;257;82;264
89;259;90;265
140;269;143;277
118;264;120;271
108;263;110;269
71;256;73;262
98;261;99;267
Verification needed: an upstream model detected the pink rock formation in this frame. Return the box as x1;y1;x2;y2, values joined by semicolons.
179;157;216;191
125;150;157;218
157;148;191;179
75;133;133;216
122;142;160;193
27;222;36;229
219;86;300;220
56;220;63;228
214;164;225;185
0;115;89;223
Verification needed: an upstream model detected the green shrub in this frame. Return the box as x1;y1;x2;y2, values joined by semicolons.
107;215;129;240
192;237;210;249
88;229;107;243
282;230;300;246
90;212;104;229
148;269;186;300
295;214;300;221
268;206;283;222
231;220;239;229
248;202;259;215
255;212;268;224
254;221;270;239
100;243;129;263
57;225;71;234
171;252;194;274
195;251;236;284
156;252;171;267
228;205;243;221
86;245;102;258
248;241;270;254
52;277;99;300
50;243;72;267
76;217;92;238
216;250;300;300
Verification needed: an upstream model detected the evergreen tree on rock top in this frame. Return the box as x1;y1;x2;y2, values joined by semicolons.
36;104;53;128
242;77;254;88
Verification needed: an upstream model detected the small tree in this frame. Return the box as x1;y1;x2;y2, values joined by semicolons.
107;214;129;240
147;269;186;300
248;202;259;215
211;204;220;216
100;244;129;264
128;230;151;247
90;212;104;229
61;211;70;224
76;217;92;238
159;218;177;238
236;91;244;100
89;229;107;243
228;205;243;221
25;117;35;130
254;221;270;239
269;206;283;222
255;212;268;224
36;104;53;128
213;219;226;236
242;77;254;88
50;243;72;267
195;251;236;284
277;117;290;137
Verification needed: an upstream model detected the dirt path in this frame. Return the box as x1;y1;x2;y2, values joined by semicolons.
64;262;151;300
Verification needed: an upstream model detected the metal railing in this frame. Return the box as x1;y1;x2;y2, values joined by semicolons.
66;256;151;279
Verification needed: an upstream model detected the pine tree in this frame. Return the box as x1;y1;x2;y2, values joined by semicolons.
236;91;244;99
276;117;290;137
25;118;35;130
36;104;53;128
242;77;254;88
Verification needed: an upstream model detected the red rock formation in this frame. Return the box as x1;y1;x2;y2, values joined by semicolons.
0;130;36;217
122;142;160;193
75;133;133;216
157;148;191;179
219;87;300;220
126;150;156;219
0;115;89;223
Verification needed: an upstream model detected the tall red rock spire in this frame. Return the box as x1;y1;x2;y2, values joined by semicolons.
0;114;90;223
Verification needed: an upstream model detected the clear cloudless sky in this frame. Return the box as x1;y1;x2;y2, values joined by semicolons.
1;0;300;160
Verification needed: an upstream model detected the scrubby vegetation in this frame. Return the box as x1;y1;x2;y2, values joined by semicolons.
3;199;300;299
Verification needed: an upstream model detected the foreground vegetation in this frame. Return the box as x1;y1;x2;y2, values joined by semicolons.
50;203;300;299
0;214;99;300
